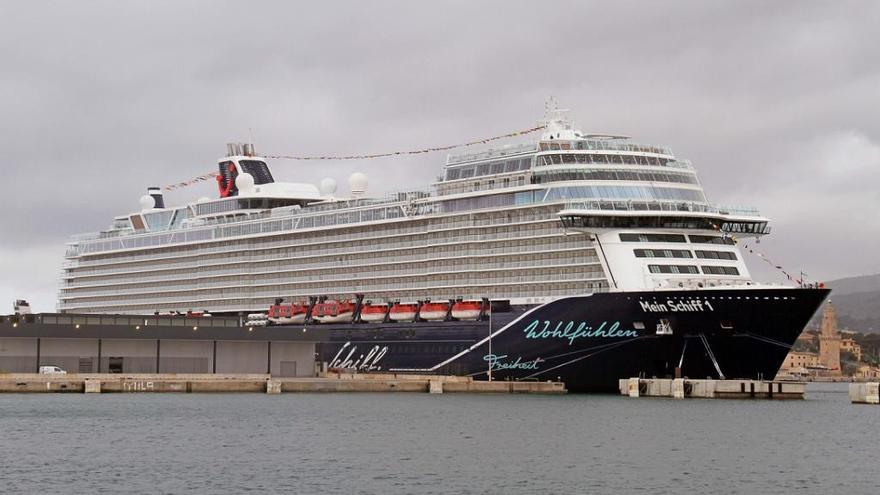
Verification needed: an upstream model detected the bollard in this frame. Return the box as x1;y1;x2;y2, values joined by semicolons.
266;380;282;394
672;378;685;399
84;380;101;394
627;377;640;397
429;379;443;394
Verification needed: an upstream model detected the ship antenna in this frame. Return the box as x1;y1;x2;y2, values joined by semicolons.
541;96;569;124
539;96;571;137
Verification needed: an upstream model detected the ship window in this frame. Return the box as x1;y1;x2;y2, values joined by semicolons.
129;214;146;230
491;162;505;174
701;266;740;275
239;160;274;185
688;235;735;245
446;169;460;180
460;167;475;179
620;233;687;243
695;250;737;260
648;264;699;274
634;248;692;258
477;163;490;176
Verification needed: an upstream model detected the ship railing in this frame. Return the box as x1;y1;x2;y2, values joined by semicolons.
446;142;538;166
60;287;614;313
66;216;566;267
59;276;609;309
62;226;574;275
59;258;604;297
68;232;102;242
573;140;674;155
59;244;596;290
664;160;693;170
59;248;600;289
562;200;761;217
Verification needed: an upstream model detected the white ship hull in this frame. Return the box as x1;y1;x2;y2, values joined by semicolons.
58;109;770;316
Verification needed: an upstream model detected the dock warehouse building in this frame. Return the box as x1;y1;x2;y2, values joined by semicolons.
0;314;326;375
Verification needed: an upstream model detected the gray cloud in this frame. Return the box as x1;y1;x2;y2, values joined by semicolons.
1;1;878;311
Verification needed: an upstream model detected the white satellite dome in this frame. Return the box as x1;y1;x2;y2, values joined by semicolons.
235;172;255;193
348;172;368;195
139;194;155;211
319;177;338;196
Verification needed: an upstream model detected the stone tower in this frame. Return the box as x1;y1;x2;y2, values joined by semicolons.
818;302;841;375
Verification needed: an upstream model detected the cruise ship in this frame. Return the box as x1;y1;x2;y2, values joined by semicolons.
58;107;829;390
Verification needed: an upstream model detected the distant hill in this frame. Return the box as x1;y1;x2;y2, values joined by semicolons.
812;274;880;333
826;273;880;296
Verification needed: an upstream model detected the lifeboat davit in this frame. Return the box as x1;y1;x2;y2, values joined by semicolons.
268;303;308;325
360;303;389;322
389;302;419;322
312;299;355;323
451;300;484;321
419;301;450;321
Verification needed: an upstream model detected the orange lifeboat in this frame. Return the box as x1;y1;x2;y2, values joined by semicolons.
268;303;308;325
360;303;389;323
419;301;450;321
389;302;419;322
451;300;484;321
312;299;355;323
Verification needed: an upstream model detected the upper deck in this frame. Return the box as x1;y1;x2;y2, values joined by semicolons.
63;114;763;259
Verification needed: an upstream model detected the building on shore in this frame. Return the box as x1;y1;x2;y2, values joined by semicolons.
781;351;819;371
840;337;863;362
777;301;862;379
855;364;880;380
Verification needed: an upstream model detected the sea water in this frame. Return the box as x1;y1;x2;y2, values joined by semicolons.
0;383;874;494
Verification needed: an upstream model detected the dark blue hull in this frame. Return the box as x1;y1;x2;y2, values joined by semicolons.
310;288;829;392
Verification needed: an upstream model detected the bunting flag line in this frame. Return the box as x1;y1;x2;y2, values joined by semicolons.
164;172;220;192
710;223;810;286
264;125;547;161
162;124;547;192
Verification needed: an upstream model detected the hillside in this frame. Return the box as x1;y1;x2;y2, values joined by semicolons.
826;273;880;296
812;273;880;333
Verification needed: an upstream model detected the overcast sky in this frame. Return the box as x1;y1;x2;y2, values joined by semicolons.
1;1;878;312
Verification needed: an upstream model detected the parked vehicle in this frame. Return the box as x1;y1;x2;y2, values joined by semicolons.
39;366;67;375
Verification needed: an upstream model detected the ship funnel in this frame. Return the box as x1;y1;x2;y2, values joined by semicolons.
226;143;242;157
147;186;165;209
226;142;256;157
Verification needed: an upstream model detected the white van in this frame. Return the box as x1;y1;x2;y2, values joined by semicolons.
39;366;67;375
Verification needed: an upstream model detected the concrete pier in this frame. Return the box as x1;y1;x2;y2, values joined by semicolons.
620;378;805;400
0;373;566;395
849;382;879;404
